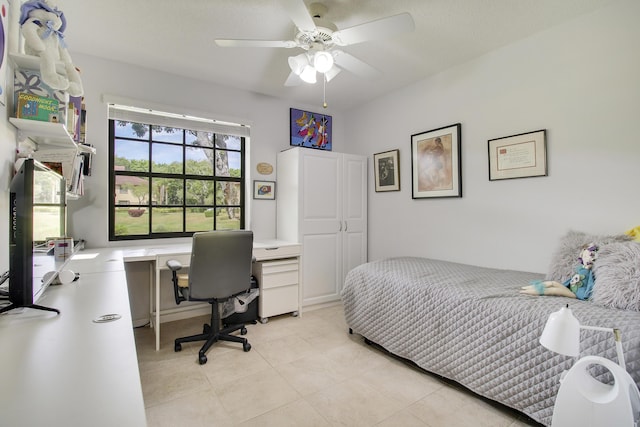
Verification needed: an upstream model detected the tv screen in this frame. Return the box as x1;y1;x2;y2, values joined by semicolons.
1;159;65;315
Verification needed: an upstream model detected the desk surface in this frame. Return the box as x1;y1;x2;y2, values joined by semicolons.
0;248;147;427
122;239;300;262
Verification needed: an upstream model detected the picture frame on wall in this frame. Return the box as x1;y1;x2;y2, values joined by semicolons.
253;180;275;200
488;129;547;181
373;149;400;192
411;123;462;199
290;108;332;150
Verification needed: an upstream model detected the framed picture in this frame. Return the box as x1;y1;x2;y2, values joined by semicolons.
253;180;275;200
290;108;332;150
411;123;462;199
488;129;547;181
373;149;400;192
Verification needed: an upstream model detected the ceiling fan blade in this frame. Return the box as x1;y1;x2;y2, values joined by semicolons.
280;0;316;32
215;39;298;48
284;71;303;86
332;13;415;46
333;50;380;78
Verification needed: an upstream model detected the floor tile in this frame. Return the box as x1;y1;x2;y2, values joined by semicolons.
136;303;543;427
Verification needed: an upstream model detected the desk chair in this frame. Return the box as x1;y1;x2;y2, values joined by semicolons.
167;230;253;365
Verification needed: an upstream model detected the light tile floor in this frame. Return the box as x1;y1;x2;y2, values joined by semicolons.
134;304;542;427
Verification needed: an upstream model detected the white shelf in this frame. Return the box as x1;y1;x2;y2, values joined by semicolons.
9;117;76;149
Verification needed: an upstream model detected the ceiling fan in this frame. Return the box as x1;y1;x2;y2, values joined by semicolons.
214;0;415;87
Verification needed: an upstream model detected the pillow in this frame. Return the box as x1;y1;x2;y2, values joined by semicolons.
592;241;640;311
545;230;631;282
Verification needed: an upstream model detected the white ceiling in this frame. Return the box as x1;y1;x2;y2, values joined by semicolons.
56;0;616;111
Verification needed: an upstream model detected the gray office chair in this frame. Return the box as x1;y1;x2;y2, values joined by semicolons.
167;230;253;365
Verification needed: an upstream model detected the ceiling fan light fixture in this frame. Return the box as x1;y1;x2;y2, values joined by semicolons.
324;65;341;82
313;50;334;73
288;53;310;75
300;65;317;83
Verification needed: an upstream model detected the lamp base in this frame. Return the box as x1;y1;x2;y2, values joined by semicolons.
551;356;640;427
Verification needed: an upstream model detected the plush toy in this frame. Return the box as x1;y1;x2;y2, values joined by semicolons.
19;0;83;96
521;243;598;300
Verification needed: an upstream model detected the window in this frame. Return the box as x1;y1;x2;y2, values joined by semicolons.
108;106;247;240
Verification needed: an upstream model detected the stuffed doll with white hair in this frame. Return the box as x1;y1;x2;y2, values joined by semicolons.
521;243;598;300
19;0;83;96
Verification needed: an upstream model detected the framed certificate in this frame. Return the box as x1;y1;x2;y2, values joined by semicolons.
488;129;547;181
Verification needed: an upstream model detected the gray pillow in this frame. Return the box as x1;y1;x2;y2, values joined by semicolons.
545;230;631;282
592;241;640;311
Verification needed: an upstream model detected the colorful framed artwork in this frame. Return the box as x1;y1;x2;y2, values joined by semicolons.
411;123;462;199
488;129;547;181
290;108;332;150
373;149;400;192
253;180;275;200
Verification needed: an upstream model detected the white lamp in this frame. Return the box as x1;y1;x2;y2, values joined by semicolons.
299;65;317;84
540;305;640;427
324;65;341;82
313;50;334;73
288;53;310;76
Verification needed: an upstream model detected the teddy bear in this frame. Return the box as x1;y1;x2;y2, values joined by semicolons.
19;0;83;96
521;243;598;300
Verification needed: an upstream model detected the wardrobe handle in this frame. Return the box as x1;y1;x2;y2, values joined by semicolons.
339;222;342;232
344;221;348;232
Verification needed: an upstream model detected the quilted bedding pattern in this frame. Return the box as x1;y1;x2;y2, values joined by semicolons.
342;257;640;426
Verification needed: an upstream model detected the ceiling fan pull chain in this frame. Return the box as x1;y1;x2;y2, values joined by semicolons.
323;74;328;108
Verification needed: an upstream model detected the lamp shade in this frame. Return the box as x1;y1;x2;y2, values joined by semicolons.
313;50;334;73
288;53;310;76
324;65;341;82
299;65;317;83
540;305;581;357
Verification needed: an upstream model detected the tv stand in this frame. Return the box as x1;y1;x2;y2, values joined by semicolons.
0;303;60;315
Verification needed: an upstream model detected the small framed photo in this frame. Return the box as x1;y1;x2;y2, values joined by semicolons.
290;108;332;150
411;123;462;199
373;149;400;192
253;180;275;200
488;129;547;181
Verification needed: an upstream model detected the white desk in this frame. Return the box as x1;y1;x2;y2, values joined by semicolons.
123;239;302;351
0;248;147;427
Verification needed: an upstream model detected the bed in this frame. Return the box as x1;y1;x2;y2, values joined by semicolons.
341;233;640;426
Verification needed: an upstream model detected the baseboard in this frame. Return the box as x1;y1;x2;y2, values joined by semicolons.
302;300;342;312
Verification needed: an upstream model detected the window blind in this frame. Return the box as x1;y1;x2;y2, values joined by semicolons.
107;104;250;138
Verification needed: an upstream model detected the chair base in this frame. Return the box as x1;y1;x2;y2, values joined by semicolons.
174;301;251;365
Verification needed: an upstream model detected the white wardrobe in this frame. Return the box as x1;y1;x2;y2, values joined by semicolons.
277;147;367;307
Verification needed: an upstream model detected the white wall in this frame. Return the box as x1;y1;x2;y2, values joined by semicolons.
65;54;346;248
345;0;640;273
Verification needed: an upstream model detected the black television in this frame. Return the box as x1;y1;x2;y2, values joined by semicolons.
1;158;65;315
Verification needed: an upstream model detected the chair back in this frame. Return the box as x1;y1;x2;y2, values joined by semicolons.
187;230;253;300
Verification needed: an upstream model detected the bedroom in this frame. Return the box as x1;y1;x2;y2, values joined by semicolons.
0;0;638;426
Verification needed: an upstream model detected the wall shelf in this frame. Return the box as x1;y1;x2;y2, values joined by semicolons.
9;118;95;154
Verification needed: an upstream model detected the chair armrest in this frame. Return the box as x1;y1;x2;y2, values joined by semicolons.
166;259;183;271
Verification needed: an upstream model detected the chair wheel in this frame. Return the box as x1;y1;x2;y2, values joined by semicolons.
175;342;182;352
199;354;207;365
240;327;247;335
243;342;251;352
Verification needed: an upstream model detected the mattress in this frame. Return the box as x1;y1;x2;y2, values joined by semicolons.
341;257;640;426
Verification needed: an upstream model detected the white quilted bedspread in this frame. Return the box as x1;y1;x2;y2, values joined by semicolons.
341;257;640;426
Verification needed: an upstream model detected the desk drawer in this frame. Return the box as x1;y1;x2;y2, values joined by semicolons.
260;285;298;318
255;259;299;290
157;253;190;268
253;244;301;261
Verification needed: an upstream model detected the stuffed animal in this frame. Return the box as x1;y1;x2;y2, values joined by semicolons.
19;0;83;96
521;243;598;300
